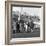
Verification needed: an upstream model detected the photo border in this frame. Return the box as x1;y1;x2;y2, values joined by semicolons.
5;1;45;45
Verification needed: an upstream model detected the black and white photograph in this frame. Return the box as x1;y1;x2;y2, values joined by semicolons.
11;6;41;38
5;1;45;44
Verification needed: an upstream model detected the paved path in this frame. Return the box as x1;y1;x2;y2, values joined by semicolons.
12;30;40;38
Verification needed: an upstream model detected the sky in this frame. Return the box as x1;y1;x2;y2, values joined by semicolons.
12;6;42;16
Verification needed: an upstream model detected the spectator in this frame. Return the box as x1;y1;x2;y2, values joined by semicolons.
30;20;34;32
16;22;20;33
